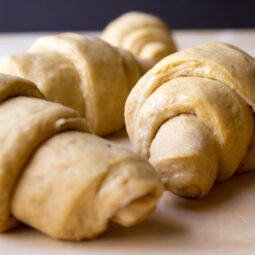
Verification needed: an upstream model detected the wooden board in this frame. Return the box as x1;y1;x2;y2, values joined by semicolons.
0;30;255;254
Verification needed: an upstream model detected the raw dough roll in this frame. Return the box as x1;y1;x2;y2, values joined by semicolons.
0;33;150;136
102;11;177;63
0;74;163;240
125;41;255;198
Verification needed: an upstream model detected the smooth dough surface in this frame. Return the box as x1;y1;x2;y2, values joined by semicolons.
12;131;163;239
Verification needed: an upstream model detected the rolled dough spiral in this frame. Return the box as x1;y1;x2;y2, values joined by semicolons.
125;41;255;198
102;11;177;63
0;33;151;136
0;74;163;240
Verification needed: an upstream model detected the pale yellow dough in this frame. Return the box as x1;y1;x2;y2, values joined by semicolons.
102;11;177;63
0;33;151;136
0;74;163;240
125;41;255;198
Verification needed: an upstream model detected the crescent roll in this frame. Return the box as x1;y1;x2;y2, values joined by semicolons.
125;41;255;198
0;33;153;135
102;11;177;63
0;73;163;240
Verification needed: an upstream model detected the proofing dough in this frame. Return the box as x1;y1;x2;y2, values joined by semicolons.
0;33;151;136
125;41;255;198
102;11;177;63
0;74;163;240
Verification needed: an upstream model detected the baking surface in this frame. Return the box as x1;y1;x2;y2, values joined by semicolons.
0;30;255;254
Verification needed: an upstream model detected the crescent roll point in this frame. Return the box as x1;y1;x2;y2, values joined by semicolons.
125;41;255;198
102;11;177;63
0;74;163;240
0;33;151;136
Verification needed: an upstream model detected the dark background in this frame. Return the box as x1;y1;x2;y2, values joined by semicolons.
0;0;254;32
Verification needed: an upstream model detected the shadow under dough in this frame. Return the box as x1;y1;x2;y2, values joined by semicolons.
100;213;188;245
164;170;255;212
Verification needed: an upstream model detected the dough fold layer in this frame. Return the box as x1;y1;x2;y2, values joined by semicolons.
0;74;163;239
125;42;255;198
102;11;177;62
0;33;150;136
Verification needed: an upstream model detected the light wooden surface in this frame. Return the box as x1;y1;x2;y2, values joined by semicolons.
0;30;255;255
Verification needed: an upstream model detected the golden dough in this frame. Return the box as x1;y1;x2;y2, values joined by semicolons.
125;41;255;198
102;11;177;62
0;74;163;240
0;33;151;136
